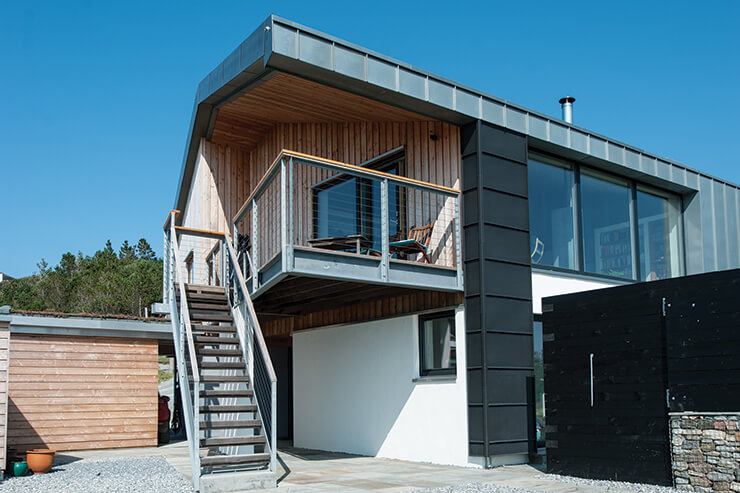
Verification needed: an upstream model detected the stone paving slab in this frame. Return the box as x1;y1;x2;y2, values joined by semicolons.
63;441;674;493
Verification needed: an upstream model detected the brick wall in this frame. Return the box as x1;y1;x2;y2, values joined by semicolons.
670;413;740;491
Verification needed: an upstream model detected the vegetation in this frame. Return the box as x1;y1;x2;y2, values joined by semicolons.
0;239;162;317
158;369;173;383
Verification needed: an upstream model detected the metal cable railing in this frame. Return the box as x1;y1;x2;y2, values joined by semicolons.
233;150;463;293
164;211;201;492
224;238;278;472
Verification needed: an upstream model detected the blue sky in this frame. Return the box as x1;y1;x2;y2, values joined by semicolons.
1;1;738;278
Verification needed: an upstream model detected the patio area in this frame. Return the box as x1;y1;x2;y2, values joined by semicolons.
56;441;677;492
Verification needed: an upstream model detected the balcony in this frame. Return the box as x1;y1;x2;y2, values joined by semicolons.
232;151;463;316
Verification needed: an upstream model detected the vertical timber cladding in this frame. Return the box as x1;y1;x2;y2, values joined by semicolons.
461;120;534;465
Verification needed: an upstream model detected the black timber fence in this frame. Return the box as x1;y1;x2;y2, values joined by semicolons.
542;268;740;486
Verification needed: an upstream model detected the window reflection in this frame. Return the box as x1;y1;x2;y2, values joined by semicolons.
528;155;683;281
580;171;633;279
533;320;545;443
528;158;575;269
419;311;456;375
637;189;680;280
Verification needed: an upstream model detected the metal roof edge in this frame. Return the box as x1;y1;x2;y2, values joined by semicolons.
266;16;739;191
8;312;172;340
174;14;739;213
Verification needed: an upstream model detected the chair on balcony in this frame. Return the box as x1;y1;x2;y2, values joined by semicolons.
389;222;435;263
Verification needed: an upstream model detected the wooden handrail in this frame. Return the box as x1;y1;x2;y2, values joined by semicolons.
163;209;180;231
233;149;461;225
287;150;461;194
174;226;226;240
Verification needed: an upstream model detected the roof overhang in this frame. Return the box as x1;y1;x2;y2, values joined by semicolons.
174;15;739;216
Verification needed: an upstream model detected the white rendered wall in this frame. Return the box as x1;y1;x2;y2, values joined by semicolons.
292;308;469;466
531;270;624;313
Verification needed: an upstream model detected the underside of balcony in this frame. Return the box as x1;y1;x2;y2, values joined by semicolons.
251;273;457;318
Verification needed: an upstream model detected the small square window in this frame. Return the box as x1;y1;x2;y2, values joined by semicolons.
419;311;456;376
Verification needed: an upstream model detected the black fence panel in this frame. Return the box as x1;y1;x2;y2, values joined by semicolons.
543;284;672;485
664;272;740;412
543;268;740;486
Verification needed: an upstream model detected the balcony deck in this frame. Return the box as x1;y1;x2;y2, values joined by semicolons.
234;150;463;315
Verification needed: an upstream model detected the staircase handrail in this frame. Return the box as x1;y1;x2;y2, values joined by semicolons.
224;236;277;471
168;218;201;488
224;237;277;383
171;222;202;392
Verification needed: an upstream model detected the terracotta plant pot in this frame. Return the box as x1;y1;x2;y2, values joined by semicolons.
26;449;55;474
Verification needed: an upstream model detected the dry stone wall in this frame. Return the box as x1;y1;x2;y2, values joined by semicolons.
670;413;740;491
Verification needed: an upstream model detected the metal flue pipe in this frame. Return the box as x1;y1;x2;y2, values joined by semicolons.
559;96;576;124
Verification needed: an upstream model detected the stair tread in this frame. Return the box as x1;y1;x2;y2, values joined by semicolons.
184;283;226;294
200;453;270;467
197;349;242;356
177;292;226;302
192;325;236;332
194;336;240;345
200;435;266;447
189;302;230;312
200;419;261;428
198;361;244;369
190;313;233;322
201;389;253;398
200;404;257;413
194;375;249;383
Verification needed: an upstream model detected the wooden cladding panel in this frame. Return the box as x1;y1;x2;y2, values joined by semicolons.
185;121;460;274
192;121;459;227
212;73;427;148
8;334;158;452
0;322;9;470
262;290;464;337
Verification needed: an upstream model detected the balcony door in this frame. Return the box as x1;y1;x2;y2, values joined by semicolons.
313;152;404;250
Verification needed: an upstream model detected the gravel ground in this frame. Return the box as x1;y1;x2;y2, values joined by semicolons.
0;456;194;493
536;474;682;492
418;475;683;493
419;484;538;493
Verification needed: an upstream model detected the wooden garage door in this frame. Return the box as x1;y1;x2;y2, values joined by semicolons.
7;333;158;452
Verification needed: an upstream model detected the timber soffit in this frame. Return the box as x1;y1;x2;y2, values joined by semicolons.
174;14;740;213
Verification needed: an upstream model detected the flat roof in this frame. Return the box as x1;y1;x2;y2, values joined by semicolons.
174;14;740;213
0;309;172;340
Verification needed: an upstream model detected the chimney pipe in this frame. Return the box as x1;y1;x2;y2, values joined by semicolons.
559;96;575;124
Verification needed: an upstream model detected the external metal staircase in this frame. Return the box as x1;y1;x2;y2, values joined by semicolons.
164;211;277;492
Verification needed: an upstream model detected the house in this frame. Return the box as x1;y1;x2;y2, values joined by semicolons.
0;273;14;283
162;15;740;491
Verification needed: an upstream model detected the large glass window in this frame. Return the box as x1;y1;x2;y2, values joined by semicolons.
419;311;456;376
637;189;681;280
528;154;683;281
581;171;634;279
528;157;575;269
